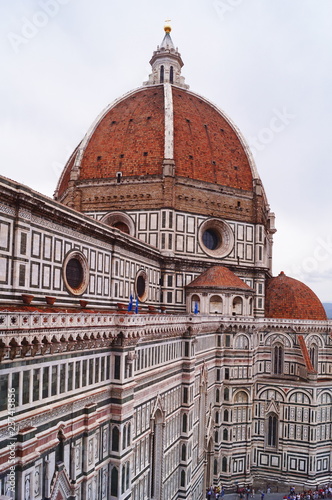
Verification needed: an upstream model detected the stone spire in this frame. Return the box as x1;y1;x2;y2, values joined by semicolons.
144;22;189;88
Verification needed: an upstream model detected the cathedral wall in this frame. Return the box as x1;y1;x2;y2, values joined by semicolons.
0;179;162;310
0;308;331;498
88;207;270;315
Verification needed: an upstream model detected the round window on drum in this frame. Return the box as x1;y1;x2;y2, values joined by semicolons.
198;218;234;258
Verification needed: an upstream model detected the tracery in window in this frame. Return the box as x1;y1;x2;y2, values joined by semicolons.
235;334;249;350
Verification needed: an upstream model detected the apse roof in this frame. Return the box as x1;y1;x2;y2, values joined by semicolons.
186;266;253;290
265;271;327;321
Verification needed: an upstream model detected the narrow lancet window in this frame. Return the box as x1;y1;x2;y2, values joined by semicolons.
170;66;174;84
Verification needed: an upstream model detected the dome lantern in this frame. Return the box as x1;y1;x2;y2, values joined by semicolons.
144;24;189;88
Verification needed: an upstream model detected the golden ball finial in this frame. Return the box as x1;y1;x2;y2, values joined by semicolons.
164;20;172;33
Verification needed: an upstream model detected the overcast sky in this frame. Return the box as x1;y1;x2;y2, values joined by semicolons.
2;0;332;302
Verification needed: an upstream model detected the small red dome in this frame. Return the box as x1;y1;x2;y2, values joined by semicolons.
265;272;327;321
186;265;253;290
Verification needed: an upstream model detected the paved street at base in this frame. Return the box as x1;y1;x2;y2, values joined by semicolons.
223;493;288;500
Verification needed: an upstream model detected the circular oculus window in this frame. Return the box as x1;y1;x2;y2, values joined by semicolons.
198;219;234;258
63;251;89;296
135;270;148;302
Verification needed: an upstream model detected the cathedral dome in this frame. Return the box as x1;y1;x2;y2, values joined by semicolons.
55;84;256;198
265;272;327;321
54;28;271;228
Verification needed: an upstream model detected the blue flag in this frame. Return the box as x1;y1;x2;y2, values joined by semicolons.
194;302;199;314
135;296;139;314
128;294;133;312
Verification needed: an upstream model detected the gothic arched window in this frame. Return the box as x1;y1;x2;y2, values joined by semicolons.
224;387;229;401
122;425;127;450
267;413;278;447
160;65;164;83
112;426;119;452
121;464;126;494
126;461;130;490
111;467;118;496
182;413;188;433
273;344;284;375
151;409;163;499
127;423;131;447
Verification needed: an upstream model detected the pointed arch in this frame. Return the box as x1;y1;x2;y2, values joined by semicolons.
150;407;164;499
182;413;188;433
111;467;118;496
198;377;207;457
272;343;284;375
267;413;278;447
206;437;214;490
111;426;119;452
224;387;229;401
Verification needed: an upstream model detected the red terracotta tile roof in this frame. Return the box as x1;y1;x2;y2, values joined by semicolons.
186;266;252;290
265;272;327;321
57;85;254;197
172;88;253;190
79;86;165;180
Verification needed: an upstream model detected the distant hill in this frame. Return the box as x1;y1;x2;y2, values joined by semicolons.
323;303;332;319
